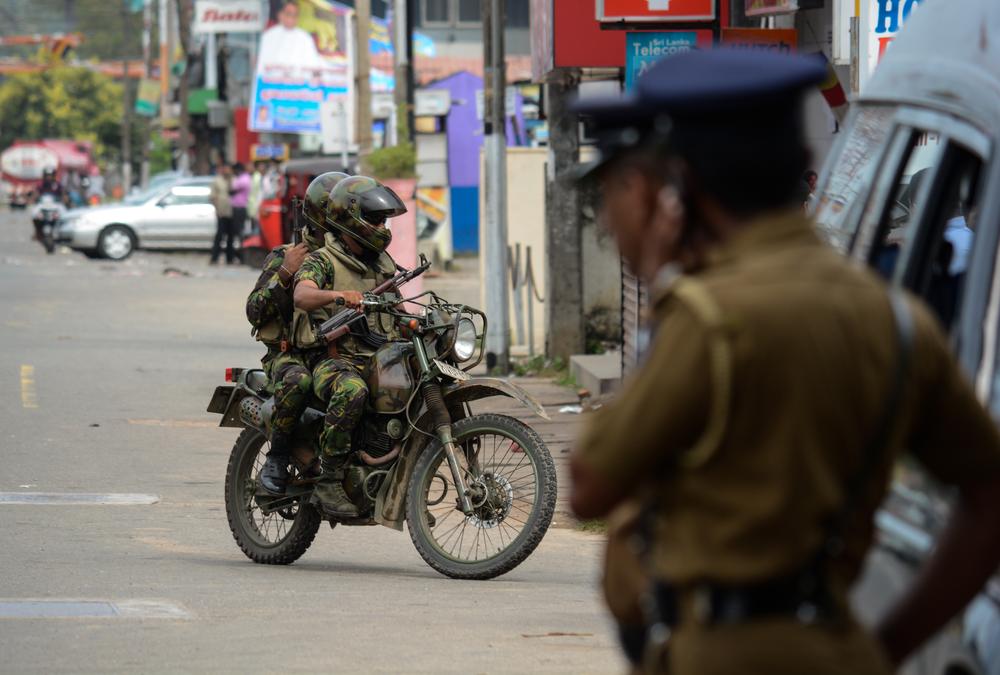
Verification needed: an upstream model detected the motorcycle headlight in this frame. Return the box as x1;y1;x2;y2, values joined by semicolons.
452;318;477;363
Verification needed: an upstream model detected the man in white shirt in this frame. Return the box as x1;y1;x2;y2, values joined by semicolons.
258;1;325;76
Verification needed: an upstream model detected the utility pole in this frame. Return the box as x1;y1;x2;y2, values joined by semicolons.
392;0;413;144
482;0;510;373
121;1;133;194
354;0;373;165
177;0;193;172
544;69;584;360
141;0;154;188
159;0;170;126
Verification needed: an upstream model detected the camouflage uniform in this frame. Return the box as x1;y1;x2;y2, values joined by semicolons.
294;238;397;461
245;245;312;438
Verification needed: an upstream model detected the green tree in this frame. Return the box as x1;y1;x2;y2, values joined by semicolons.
8;0;145;63
0;66;130;162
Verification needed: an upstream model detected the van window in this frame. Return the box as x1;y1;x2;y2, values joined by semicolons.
868;133;939;281
869;142;983;333
814;106;896;250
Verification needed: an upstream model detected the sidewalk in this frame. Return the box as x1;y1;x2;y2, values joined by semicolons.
470;377;587;529
430;257;590;529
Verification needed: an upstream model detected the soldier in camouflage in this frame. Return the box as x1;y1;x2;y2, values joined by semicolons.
293;175;406;518
246;172;347;494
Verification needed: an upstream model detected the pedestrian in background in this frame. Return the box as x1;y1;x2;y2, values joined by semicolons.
231;162;252;238
247;160;265;235
86;166;104;205
263;158;282;200
209;162;236;265
570;49;1000;674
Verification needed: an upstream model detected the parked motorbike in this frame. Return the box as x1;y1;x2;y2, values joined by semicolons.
31;194;65;254
208;256;557;579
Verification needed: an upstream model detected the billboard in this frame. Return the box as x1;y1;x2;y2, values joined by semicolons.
249;0;353;135
598;0;715;23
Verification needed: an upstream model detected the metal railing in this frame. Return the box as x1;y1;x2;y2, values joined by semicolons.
508;243;544;356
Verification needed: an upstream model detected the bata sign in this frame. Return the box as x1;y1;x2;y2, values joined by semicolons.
193;0;264;34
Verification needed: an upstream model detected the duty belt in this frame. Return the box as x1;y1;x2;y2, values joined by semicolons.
621;566;842;668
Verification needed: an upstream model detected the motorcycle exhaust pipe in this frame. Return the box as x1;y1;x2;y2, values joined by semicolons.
239;395;273;431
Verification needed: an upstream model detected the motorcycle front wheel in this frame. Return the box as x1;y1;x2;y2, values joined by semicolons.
225;428;320;565
406;413;557;580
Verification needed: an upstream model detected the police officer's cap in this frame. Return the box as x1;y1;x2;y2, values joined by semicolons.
572;49;827;182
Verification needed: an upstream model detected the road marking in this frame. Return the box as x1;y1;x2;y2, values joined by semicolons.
0;599;191;620
0;493;159;505
128;418;217;428
19;365;37;409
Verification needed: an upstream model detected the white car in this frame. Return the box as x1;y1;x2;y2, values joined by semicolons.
57;177;216;260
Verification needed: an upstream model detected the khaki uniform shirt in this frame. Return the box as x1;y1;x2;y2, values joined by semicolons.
578;211;1000;590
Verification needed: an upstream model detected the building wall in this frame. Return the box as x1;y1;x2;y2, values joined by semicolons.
478;148;547;354
426;70;526;252
476;147;622;355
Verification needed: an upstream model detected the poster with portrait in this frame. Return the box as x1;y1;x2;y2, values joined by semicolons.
250;0;353;134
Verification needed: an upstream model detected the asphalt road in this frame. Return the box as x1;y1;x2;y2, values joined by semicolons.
0;210;624;674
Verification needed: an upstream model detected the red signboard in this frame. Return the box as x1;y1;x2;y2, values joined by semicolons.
721;28;797;53
598;0;716;23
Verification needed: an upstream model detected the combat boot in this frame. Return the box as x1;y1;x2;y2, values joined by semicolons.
313;457;359;518
258;432;291;495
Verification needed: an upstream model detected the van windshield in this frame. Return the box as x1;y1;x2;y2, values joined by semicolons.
814;106;896;250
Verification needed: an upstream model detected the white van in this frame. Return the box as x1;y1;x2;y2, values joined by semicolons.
816;1;1000;673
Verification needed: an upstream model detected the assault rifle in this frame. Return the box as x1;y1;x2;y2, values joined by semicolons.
316;253;432;346
290;197;303;245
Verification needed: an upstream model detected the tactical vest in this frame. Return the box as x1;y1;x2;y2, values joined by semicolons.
291;235;399;356
253;245;291;347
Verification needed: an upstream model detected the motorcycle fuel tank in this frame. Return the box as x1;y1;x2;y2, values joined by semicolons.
366;342;415;414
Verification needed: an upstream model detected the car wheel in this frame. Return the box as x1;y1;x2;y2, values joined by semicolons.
98;225;136;261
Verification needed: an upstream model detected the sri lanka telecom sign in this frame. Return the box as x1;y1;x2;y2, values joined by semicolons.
858;0;924;88
598;0;716;23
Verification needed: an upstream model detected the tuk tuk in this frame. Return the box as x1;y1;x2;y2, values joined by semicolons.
816;0;1000;672
241;156;352;267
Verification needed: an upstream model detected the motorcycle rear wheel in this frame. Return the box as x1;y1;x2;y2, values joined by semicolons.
225;428;320;565
406;413;557;580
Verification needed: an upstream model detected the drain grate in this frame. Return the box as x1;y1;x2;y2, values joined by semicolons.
0;493;159;505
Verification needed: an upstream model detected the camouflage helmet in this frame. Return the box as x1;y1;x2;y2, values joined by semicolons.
303;171;349;231
300;172;349;250
325;176;406;254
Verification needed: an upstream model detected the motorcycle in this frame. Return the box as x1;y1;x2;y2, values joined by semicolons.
31;194;65;254
207;255;558;579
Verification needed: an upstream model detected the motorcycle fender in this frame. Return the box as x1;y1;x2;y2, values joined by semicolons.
442;378;551;420
207;385;255;428
374;377;551;529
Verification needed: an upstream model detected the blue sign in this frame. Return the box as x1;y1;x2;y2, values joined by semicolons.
251;76;349;135
625;32;699;90
873;0;923;34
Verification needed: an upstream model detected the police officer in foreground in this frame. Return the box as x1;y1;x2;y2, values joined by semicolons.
247;171;347;494
292;176;405;518
569;49;1000;674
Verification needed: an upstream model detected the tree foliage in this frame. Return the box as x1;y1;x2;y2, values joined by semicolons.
5;0;145;62
0;66;127;161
